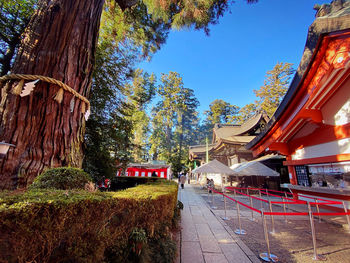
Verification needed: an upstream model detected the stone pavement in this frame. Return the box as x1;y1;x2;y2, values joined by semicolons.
177;184;261;263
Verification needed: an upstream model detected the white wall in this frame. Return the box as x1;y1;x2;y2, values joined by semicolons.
322;77;350;126
292;138;350;160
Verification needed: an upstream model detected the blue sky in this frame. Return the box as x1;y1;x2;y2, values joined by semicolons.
138;0;322;115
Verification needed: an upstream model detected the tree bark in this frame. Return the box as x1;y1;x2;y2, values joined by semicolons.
0;0;104;189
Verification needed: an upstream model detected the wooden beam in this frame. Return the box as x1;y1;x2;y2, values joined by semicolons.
268;142;290;155
298;109;323;123
283;153;350;166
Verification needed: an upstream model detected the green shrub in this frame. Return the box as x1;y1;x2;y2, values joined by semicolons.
30;167;92;190
0;181;179;263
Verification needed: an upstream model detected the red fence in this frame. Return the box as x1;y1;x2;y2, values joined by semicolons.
206;186;350;262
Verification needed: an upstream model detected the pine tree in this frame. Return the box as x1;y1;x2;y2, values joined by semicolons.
202;99;239;141
150;71;199;175
232;103;257;124
124;69;156;162
254;62;295;117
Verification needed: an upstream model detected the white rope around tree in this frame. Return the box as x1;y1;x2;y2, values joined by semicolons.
0;74;90;119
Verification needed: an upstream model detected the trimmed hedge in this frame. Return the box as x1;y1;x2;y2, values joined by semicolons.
110;176;164;191
0;181;178;263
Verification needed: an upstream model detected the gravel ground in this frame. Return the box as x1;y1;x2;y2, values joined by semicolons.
192;184;350;263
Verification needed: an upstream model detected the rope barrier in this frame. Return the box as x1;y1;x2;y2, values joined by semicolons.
227;194;263;214
260;190;295;201
270;200;305;204
213;186;349;217
227;186;342;206
227;187;295;202
210;187;262;214
207;185;350;262
260;188;294;196
228;187;303;205
264;212;309;216
298;193;342;204
313;212;350;216
0;74;90;111
227;186;293;196
226;188;268;203
309;201;343;205
236;189;268;202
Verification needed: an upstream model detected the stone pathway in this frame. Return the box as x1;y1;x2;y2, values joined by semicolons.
177;184;261;263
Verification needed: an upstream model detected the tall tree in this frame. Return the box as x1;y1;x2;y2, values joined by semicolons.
173;85;199;174
0;0;257;189
150;71;199;175
150;72;181;162
124;69;156;162
254;62;295;117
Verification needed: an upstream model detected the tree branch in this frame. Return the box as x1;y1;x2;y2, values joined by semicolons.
115;0;138;11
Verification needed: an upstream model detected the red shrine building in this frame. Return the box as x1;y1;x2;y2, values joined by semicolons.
247;0;350;203
117;161;171;179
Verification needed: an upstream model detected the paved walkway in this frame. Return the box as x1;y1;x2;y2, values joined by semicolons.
177;184;261;263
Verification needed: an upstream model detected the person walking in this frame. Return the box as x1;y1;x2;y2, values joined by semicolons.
180;174;186;189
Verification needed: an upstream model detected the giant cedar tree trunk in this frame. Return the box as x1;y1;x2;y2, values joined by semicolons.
0;0;104;189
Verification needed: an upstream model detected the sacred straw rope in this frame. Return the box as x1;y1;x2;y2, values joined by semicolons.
0;74;90;110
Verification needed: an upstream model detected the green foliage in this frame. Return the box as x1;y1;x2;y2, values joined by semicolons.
130;228;148;244
0;182;179;262
149;236;177;263
83;109;133;181
254;62;295;117
140;0;258;34
101;0;170;60
124;69;157;162
233;103;258;124
83;26;135;180
0;0;37;75
29;167;92;190
199;99;239;142
205;99;239;124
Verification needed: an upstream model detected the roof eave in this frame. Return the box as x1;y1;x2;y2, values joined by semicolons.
246;12;350;152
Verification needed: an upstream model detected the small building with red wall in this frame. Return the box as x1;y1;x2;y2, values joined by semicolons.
117;162;171;179
247;1;350;206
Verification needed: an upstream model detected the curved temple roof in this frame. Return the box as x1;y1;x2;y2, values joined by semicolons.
213;113;269;141
189;113;269;159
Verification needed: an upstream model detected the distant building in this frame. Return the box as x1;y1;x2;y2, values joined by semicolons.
117;161;171;179
247;0;350;205
189;113;269;166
